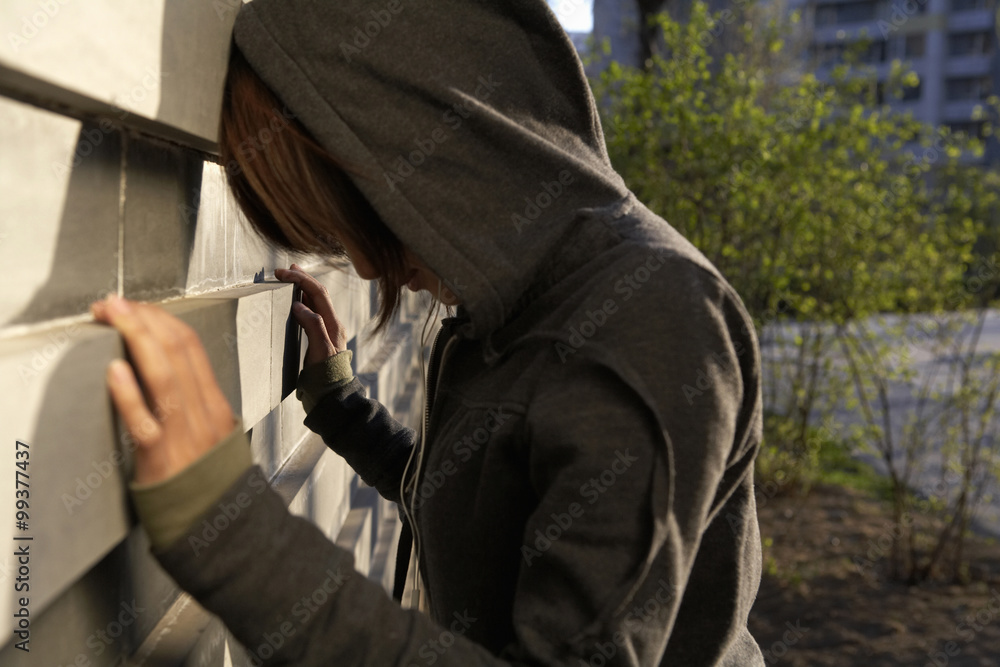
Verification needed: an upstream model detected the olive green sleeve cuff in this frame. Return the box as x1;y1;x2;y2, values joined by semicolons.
128;419;253;551
296;350;355;414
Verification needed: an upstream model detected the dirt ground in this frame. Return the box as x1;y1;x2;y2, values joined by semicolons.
748;483;1000;666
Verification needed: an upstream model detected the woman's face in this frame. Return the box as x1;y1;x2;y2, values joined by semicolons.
338;235;461;305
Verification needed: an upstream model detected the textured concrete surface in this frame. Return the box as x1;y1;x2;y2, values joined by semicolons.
289;448;352;544
0;0;235;147
0;323;129;640
0;526;182;667
0;96;121;327
184;162;298;293
336;505;374;578
359;322;417;416
123;136;202;302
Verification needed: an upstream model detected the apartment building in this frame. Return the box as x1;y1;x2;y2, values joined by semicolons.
570;0;1000;163
788;0;1000;161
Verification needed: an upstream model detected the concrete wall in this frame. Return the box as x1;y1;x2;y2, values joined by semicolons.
0;2;427;665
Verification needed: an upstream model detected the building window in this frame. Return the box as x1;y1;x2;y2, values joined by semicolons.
815;1;879;27
812;38;888;65
947;120;987;139
888;0;928;14
866;39;888;62
850;80;888;104
948;31;994;56
904;34;925;58
952;0;996;11
945;75;994;100
812;41;844;65
901;81;922;101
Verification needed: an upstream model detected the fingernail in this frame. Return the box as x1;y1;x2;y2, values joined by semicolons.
109;359;130;383
106;294;130;314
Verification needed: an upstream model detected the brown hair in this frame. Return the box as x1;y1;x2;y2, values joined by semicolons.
219;43;409;335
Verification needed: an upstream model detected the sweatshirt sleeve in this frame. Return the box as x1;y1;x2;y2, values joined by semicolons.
296;350;356;414
497;355;737;665
128;418;253;550
128;347;411;551
301;375;417;505
149;464;513;666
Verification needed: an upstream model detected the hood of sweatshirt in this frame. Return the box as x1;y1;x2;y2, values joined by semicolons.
232;0;631;339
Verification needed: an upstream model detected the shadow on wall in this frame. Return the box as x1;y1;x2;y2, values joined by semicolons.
4;125;204;326
5;122;126;326
0;335;148;663
7;0;236;327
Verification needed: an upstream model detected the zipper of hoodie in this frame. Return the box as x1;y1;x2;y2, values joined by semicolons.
422;321;448;449
405;318;449;500
408;316;455;613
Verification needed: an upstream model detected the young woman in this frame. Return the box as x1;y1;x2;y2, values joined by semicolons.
90;1;767;664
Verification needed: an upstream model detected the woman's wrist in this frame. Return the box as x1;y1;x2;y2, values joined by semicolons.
296;349;355;414
129;418;253;551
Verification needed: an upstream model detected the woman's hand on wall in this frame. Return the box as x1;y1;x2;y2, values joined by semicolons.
275;263;348;366
90;295;237;486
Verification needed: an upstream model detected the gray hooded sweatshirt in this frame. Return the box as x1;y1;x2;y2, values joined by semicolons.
135;1;767;665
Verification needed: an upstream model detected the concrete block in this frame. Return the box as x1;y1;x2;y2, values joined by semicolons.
181;617;230;667
248;405;282;481
0;279;352;644
0;272;414;657
0;95;121;328
0;322;130;638
271;281;303;409
368;505;404;594
184;162;339;293
182;282;286;428
0;0;237;149
267;431;327;507
228;206;293;288
358;321;417;415
351;484;404;595
0;525;183;665
401;289;434;323
133;430;349;667
350;486;382;556
279;386;311;472
184;162;233;294
334;506;373;578
288;449;351;543
123;136;202;302
393;364;426;432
